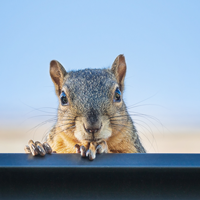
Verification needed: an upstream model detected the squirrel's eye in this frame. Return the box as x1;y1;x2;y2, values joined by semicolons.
60;91;68;106
114;88;121;102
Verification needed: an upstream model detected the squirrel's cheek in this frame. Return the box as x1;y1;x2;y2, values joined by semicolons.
73;129;83;141
99;128;112;139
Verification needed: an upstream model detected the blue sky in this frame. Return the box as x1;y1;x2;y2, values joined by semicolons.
0;0;199;133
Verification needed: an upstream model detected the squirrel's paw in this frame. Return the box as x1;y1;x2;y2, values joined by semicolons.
24;140;52;156
74;140;108;161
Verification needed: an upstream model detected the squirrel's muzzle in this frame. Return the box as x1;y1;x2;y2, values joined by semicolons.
83;122;102;135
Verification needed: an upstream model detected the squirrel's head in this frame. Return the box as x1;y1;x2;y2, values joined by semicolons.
50;55;128;143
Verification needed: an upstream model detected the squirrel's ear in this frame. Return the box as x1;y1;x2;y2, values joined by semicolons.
111;54;126;92
50;60;67;96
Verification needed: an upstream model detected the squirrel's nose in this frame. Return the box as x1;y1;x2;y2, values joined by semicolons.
84;123;102;134
85;128;99;134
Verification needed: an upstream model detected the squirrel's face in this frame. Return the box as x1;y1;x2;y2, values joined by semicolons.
50;55;127;143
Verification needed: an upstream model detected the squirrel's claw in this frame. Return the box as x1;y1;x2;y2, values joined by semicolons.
35;141;46;156
24;140;52;156
86;149;96;160
43;142;53;154
28;140;39;156
74;142;97;160
80;146;86;157
96;140;108;154
86;141;108;161
75;140;108;161
74;144;86;157
86;142;96;160
24;145;31;154
74;144;81;153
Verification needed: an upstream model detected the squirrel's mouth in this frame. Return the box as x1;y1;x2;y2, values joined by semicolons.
85;138;103;142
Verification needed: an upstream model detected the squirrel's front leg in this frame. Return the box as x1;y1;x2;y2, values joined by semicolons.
74;140;109;161
24;140;53;156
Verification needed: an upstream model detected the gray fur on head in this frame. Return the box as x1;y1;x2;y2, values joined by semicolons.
64;68;117;116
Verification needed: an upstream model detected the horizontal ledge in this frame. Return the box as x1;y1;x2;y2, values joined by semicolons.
2;154;200;200
0;153;200;168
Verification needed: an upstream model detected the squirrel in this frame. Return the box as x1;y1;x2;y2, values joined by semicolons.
24;55;146;160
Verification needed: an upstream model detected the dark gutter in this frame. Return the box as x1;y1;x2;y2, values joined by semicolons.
0;153;200;199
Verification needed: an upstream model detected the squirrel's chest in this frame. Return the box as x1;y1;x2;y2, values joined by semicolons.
107;132;138;153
